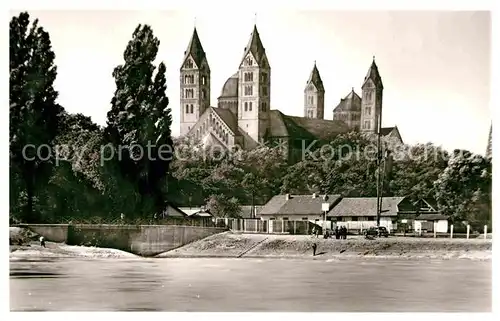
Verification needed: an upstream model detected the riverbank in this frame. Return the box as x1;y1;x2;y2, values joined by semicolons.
9;227;137;259
10;227;492;261
156;232;492;260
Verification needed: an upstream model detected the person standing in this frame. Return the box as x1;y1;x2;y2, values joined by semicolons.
335;226;340;239
39;236;46;248
312;243;317;256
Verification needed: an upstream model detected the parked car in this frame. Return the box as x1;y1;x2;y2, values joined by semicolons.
364;226;389;237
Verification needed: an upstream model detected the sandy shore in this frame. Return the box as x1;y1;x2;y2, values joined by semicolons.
10;227;492;261
156;232;492;261
9;227;137;260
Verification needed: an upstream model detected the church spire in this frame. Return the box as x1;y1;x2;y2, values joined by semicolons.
486;123;492;159
304;61;325;119
362;56;383;89
241;24;266;65
307;61;324;92
182;27;207;68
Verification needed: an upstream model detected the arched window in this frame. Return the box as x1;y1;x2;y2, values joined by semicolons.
185;104;189;114
244;72;253;82
244;102;248;111
190;104;194;114
244;85;253;96
249;102;252;111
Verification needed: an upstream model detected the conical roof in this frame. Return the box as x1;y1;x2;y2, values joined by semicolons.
241;25;267;65
183;27;207;68
306;62;324;92
362;57;383;89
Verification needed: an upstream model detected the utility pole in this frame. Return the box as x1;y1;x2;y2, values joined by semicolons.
376;105;383;228
322;195;330;235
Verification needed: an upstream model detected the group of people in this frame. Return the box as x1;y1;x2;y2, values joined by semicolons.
312;226;348;240
331;226;348;239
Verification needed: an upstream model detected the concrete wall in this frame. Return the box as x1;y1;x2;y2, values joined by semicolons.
18;224;226;257
16;224;69;243
129;225;225;256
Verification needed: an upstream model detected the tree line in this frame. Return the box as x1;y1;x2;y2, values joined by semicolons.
9;12;492;230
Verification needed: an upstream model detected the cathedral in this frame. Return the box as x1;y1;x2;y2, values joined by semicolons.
179;24;403;160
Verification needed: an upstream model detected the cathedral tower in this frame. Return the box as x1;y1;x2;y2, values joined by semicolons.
180;27;211;136
360;57;383;133
237;25;271;143
304;61;325;119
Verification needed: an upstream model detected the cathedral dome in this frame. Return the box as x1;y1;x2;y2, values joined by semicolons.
219;72;239;98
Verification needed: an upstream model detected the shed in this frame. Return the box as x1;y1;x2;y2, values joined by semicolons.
414;213;449;233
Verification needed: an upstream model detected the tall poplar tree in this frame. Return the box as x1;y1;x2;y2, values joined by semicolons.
105;24;173;215
10;12;63;222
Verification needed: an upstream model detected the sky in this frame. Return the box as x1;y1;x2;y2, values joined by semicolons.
9;10;492;155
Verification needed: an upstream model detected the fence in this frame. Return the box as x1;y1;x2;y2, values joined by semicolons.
336;221;397;233
54;217;397;235
40;217;492;239
394;224;491;240
215;218;314;235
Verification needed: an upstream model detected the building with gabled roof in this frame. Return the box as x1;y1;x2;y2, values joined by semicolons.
259;193;342;221
179;24;404;161
327;196;405;219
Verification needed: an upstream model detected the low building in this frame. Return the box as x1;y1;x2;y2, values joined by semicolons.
163;204;189;218
414;213;449;233
259;193;342;222
177;207;213;226
179;205;262;219
178;207;202;217
397;198;442;232
327;197;408;232
178;206;212;218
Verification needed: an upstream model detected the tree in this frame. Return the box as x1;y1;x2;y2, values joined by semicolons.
388;143;449;201
434;150;492;228
241;172;267;216
281;160;324;194
105;24;173;215
10;12;64;222
236;146;288;202
206;194;242;218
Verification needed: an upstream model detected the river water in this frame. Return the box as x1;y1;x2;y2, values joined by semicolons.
10;257;491;312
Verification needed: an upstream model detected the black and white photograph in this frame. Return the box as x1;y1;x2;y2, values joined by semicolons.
6;0;495;315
